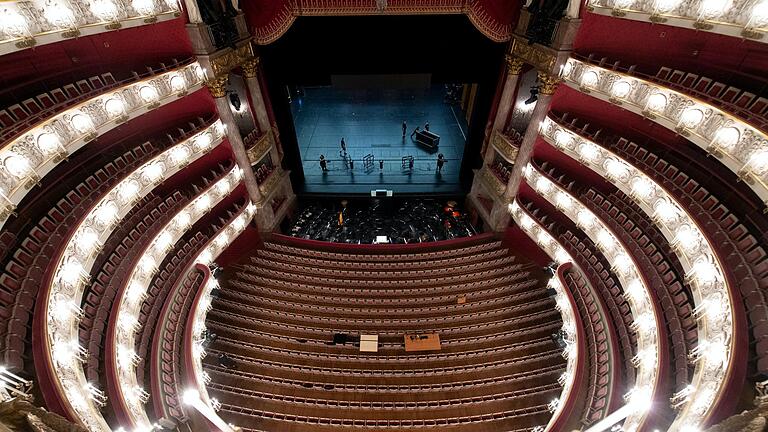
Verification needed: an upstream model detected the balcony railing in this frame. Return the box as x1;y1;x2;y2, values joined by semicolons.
0;0;181;57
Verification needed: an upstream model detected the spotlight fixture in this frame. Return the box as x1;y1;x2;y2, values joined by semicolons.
524;86;540;105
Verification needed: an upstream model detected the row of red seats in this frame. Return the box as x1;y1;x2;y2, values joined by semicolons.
0;58;192;142
0;142;157;371
137;232;208;388
521;199;637;390
82;191;187;385
576;53;768;131
609;135;768;374
562;269;614;427
149;200;248;424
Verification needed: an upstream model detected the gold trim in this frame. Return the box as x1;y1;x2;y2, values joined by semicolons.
492;131;519;162
510;37;556;73
247;131;273;164
259;167;283;196
537;72;560;95
479;166;506;197
210;44;254;79
206;76;228;98
242;57;260;78
506;55;525;76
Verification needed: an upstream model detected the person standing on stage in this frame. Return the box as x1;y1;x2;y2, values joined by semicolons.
436;153;445;173
402;120;407;138
425;121;430;131
319;155;328;172
340;137;346;154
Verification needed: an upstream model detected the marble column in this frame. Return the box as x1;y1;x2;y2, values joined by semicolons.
241;57;272;136
208;77;263;205
484;56;524;166
491;55;525;135
491;72;560;230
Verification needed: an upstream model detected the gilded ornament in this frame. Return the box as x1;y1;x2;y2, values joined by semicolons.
510;37;556;73
242;57;260;78
537;72;560;95
247;131;273;164
505;55;525;75
210;44;254;79
206;77;228;98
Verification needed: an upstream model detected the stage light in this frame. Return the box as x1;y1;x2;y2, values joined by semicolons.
524;86;539;105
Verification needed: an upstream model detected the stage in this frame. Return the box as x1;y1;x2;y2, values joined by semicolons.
291;85;468;194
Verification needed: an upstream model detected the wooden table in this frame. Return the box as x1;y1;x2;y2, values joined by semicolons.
404;333;441;352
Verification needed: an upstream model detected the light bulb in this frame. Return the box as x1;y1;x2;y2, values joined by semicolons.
578;143;599;161
597;229;615;249
553;130;572;148
555;192;572;209
70;113;94;134
611;80;632;98
169;75;186;92
75;227;99;254
581;70;599;88
747;150;768;175
536;176;553;193
653;198;680;222
37;132;62;155
752;0;768;26
692;259;719;284
646;93;668;113
90;0;119;21
142;162;164;182
195;194;212;211
631;176;654;199
674;224;701;252
43;1;76;28
117;179;140;203
139;85;159;103
132;0;156;15
680;108;704;129
711;127;740;151
0;7;31;38
654;0;682;12
604;158;629;179
95;201;118;225
577;210;595;227
170;145;191;165
4;154;31;178
59;259;84;285
173;211;191;228
194;132;213;150
699;0;731;18
104;98;125;117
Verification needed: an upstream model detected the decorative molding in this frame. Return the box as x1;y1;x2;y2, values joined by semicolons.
252;0;512;45
561;56;768;206
510;36;557;73
492;131;519;162
586;0;768;43
539;115;740;431
241;57;260;78
39;121;225;432
506;54;525;75
537;71;561;95
524;164;660;432
478;166;506;197
246;131;273;164
0;0;181;57
206;76;228;98
209;43;253;79
0;61;206;230
259;166;283;197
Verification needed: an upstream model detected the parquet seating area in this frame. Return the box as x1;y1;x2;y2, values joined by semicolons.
204;235;567;431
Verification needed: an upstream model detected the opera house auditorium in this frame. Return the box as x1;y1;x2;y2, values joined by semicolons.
0;0;768;431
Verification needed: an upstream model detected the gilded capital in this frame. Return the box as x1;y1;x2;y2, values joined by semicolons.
505;55;525;75
206;77;228;98
242;57;260;78
537;72;560;95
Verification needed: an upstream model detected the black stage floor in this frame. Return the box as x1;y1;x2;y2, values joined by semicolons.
291;86;467;194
